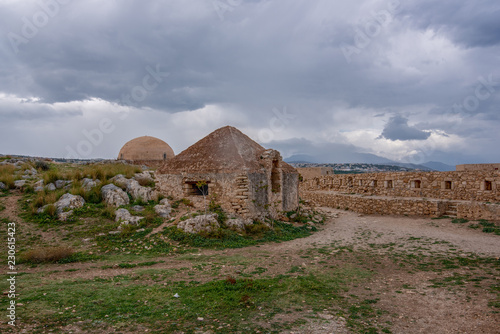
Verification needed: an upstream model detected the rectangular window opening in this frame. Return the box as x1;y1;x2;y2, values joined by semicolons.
185;181;209;196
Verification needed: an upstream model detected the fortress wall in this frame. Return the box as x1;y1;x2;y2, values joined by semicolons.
300;171;500;202
301;191;500;220
302;191;444;217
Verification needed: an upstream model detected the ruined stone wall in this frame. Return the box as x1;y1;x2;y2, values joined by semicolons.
155;171;290;219
456;163;500;172
302;191;500;220
301;171;500;202
155;172;252;216
297;167;334;180
457;202;500;220
282;171;299;212
125;160;165;168
303;191;444;217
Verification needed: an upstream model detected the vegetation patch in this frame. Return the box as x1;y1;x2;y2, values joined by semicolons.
164;221;315;249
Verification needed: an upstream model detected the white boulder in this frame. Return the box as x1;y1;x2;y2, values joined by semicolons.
177;214;220;234
101;184;130;207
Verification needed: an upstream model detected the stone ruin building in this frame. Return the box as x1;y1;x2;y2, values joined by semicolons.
118;136;175;167
155;126;299;219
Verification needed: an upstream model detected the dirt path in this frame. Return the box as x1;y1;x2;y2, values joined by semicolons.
4;203;499;333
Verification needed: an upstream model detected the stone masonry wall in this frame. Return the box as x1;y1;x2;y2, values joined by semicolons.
301;171;500;202
303;191;444;217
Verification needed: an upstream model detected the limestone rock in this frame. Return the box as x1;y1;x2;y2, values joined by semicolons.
154;199;171;218
126;179;158;202
0;182;6;190
34;186;44;192
55;193;85;213
110;174;132;189
34;180;44;188
45;183;56;191
55;180;72;189
130;205;145;212
134;171;154;184
14;180;26;188
37;193;85;220
115;208;144;225
58;210;74;222
24;168;37;175
225;217;253;232
82;178;101;191
177;214;220;234
101;184;130;207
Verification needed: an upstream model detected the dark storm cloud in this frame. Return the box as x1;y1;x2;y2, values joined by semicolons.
0;0;499;163
402;0;500;48
379;115;431;141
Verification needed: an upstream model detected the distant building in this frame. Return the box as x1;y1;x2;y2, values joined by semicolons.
297;167;334;180
118;136;175;167
156;126;299;219
456;163;500;172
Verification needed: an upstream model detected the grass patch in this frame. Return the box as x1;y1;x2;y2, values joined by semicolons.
451;218;469;224
0;267;372;333
20;246;75;264
164;221;314;249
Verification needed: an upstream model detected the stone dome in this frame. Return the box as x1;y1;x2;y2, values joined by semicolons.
118;136;175;162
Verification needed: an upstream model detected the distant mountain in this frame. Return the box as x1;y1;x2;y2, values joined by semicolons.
378;162;434;171
285;152;393;164
421;161;455;172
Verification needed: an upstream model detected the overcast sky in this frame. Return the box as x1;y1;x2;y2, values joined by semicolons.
1;0;499;165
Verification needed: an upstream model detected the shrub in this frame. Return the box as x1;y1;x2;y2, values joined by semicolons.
35;161;50;171
44;204;57;217
0;165;16;189
137;178;155;188
21;246;74;263
43;170;62;185
101;205;116;220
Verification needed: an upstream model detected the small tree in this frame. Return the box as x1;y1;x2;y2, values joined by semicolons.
196;180;209;217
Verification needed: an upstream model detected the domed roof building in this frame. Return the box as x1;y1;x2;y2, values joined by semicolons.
156;126;299;219
118;136;175;166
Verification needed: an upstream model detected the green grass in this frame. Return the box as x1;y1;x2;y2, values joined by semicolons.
164;221;315;249
451;218;469;224
0;267;372;333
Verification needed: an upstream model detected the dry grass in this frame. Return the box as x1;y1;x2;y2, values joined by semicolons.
0;165;16;188
21;246;74;263
43;163;141;183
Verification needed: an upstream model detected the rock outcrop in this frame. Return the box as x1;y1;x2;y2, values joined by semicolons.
101;184;130;207
154;198;171;218
177;214;220;234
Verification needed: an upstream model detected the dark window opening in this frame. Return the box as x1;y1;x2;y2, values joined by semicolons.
271;160;281;192
372;180;377;187
386;180;393;188
120;153;123;159
347;177;353;187
186;181;209;196
485;181;492;191
444;181;452;190
163;153;167;160
414;180;421;189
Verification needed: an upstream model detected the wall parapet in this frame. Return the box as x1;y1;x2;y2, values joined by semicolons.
301;171;500;202
302;191;500;220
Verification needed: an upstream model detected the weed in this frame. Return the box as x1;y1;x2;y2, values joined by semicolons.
451;218;469;224
20;246;75;263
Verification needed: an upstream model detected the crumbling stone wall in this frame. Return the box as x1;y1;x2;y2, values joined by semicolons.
303;191;444;217
302;191;500;220
456;163;500;171
301;171;500;202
